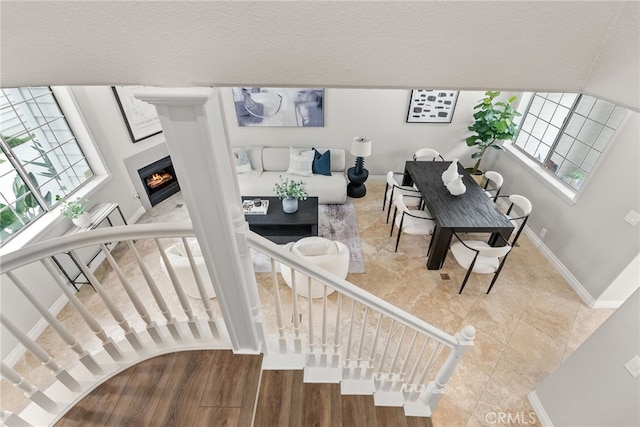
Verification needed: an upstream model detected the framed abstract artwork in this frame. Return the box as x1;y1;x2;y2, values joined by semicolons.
406;89;459;123
232;87;324;127
112;86;163;143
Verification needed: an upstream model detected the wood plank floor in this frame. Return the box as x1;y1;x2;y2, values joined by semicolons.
56;350;262;427
57;351;432;427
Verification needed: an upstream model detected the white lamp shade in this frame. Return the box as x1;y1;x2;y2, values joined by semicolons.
351;137;372;157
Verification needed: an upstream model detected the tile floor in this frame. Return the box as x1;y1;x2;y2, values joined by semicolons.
1;176;616;426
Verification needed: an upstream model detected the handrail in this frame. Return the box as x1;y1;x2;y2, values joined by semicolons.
2;223;457;348
245;231;458;348
0;222;195;274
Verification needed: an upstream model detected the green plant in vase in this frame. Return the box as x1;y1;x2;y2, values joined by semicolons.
274;176;308;214
465;91;521;177
56;195;88;219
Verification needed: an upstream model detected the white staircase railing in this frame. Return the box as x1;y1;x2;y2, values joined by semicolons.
247;231;474;417
0;223;474;425
0;223;229;426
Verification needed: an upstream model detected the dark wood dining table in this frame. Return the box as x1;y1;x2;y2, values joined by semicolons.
402;161;514;270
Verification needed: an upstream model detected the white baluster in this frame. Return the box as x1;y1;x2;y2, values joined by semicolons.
270;258;287;353
290;269;301;353
332;293;342;368
345;299;357;363
383;325;407;390
388;325;407;376
356;306;369;362
342;299;358;380
1;409;32;427
99;244;164;344
0;314;81;392
155;239;200;340
71;249;143;351
368;313;384;363
365;313;384;380
406;336;430;399
416;342;443;391
10;268;120;364
355;306;369;379
181;237;219;338
321;285;328;356
307;276;314;352
1;363;58;413
398;330;418;389
422;325;475;410
377;319;396;373
127;241;182;340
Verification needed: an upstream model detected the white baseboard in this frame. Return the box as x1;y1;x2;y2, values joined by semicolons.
523;227;597;307
527;391;553;427
589;299;626;309
3;293;70;367
128;206;147;224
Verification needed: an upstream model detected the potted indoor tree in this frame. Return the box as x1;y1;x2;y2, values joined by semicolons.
274;175;308;214
465;91;521;183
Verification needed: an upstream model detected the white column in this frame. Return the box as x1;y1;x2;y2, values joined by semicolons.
134;87;264;352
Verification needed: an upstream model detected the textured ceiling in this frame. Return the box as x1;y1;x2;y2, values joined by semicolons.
1;1;638;110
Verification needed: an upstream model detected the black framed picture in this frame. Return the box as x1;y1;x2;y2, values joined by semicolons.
232;87;324;127
406;89;459;123
112;86;162;143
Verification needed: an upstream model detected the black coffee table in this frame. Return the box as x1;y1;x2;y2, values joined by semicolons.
243;196;318;244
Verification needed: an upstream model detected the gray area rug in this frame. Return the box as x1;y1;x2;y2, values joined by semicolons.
250;200;365;273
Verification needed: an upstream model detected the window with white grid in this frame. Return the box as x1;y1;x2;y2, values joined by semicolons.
0;86;94;244
514;92;627;192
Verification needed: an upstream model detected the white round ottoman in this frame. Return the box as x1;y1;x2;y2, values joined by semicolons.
279;236;350;298
160;239;216;299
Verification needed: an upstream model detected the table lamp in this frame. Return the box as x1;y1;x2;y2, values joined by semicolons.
347;136;372;198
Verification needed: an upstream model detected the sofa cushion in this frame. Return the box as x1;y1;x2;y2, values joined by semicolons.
312;148;332;176
286;147;314;176
234;147;253;174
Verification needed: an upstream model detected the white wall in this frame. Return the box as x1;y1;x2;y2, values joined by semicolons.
483;111;640;301
222;88;487;174
533;289;640;426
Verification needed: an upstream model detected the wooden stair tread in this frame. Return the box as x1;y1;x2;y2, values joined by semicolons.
254;369;433;427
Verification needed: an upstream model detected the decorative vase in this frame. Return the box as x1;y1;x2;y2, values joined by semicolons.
72;212;92;228
446;174;467;196
442;158;460;185
282;197;298;214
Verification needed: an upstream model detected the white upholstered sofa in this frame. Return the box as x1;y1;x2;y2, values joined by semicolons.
234;146;348;204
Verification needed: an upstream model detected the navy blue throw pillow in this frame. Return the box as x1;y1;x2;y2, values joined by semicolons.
312;148;332;176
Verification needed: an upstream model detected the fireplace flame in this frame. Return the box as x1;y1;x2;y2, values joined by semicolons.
146;171;174;189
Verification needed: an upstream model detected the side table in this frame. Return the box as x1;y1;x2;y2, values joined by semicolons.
51;203;128;291
347;167;369;198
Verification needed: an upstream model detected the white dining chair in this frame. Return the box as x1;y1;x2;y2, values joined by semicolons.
450;232;512;294
495;194;532;246
390;194;435;252
413;148;444;161
383;171;422;223
482;171;504;201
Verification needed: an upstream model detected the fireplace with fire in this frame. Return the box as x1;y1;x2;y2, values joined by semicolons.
137;156;180;206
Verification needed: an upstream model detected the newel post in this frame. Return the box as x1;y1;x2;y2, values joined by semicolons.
422;325;475;410
134;87;264;353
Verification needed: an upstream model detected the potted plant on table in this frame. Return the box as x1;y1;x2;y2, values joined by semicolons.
56;195;92;228
274;176;308;214
465;91;521;184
